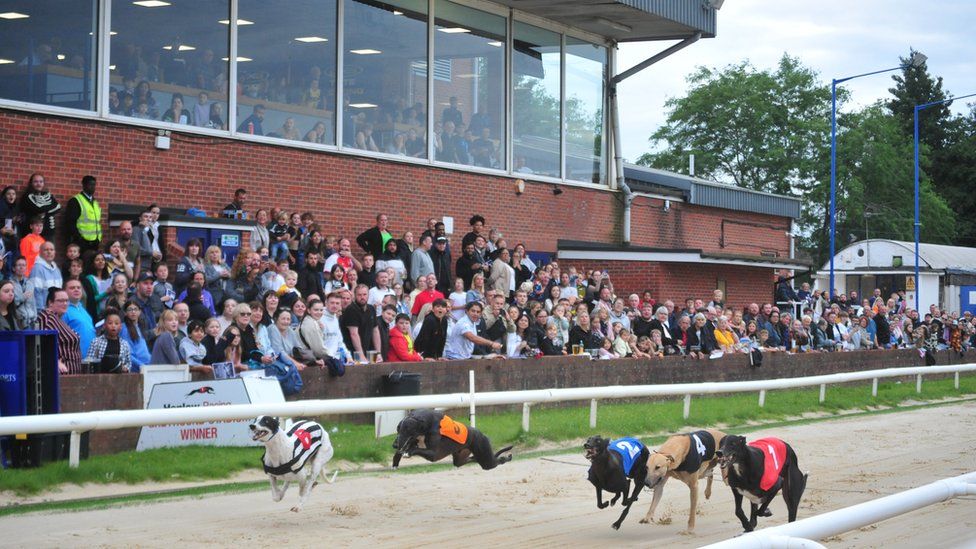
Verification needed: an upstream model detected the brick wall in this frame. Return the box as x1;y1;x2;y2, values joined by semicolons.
0;109;789;259
59;348;949;455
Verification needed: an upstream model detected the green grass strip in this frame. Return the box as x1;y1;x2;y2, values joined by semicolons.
2;374;973;511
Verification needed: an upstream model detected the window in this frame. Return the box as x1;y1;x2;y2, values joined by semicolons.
238;0;337;144
342;0;428;157
109;0;229;129
432;0;505;169
565;38;606;184
512;22;560;178
0;1;98;111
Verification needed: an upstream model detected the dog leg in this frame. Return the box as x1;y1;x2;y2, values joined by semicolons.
270;477;285;502
686;476;699;533
784;467;807;522
703;466;715;499
627;468;647;505
595;486;609;510
609;492;621;506
748;503;759;531
612;499;635;531
639;478;668;524
732;492;751;532
292;479;312;513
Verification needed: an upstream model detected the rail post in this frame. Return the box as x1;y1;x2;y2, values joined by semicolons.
69;430;83;469
522;403;531;432
916;374;923;394
469;370;476;428
819;384;826;403
758;389;766;408
589;399;598;429
872;378;878;397
683;394;691;419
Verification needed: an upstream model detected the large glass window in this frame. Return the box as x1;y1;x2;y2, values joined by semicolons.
109;0;229;129
343;0;427;157
238;0;337;144
512;22;560;178
0;1;98;111
432;0;504;169
565;38;606;184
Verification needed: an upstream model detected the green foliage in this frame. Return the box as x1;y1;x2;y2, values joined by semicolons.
887;49;951;152
638;54;831;195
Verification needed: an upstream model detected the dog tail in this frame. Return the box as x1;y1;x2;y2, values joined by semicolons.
494;445;514;464
799;472;808;496
320;469;339;484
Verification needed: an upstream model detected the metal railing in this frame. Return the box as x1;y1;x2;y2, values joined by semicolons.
702;471;976;549
0;363;973;468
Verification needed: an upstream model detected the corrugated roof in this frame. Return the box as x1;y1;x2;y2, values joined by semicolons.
822;240;976;273
623;163;802;219
495;0;715;42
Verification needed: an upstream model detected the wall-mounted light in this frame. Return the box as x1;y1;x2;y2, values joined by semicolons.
552;185;563;196
515;179;525;195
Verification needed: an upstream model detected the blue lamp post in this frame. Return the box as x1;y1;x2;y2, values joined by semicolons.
829;52;927;300
914;90;976;313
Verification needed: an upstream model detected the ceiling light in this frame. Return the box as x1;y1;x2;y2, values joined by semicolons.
57;54;66;61
592;16;631;33
0;11;30;19
349;103;378;108
218;19;254;25
438;27;470;34
163;45;196;51
109;65;117;70
222;56;253;62
132;0;171;7
392;10;403;15
295;36;329;43
90;31;118;35
0;58;15;65
350;49;381;55
487;41;502;47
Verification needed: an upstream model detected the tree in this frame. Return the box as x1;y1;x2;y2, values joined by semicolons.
637;54;831;195
887;49;951;152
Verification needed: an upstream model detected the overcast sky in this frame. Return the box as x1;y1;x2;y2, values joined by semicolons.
615;0;976;163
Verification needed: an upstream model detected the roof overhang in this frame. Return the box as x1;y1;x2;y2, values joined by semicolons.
558;240;812;271
496;0;716;42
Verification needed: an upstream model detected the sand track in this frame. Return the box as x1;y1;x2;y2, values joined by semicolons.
4;402;976;548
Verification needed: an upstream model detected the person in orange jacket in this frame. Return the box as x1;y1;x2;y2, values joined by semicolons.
388;313;424;362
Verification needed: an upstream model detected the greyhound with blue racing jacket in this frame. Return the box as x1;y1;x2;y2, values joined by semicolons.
584;435;650;530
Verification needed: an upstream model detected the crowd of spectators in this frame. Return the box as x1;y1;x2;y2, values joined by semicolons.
1;180;971;392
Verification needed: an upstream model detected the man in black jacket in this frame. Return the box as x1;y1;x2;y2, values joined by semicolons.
356;213;391;259
415;299;449;359
430;237;452;295
455;241;486;290
297;251;325;302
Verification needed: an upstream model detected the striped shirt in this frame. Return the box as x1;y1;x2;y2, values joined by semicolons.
37;309;83;374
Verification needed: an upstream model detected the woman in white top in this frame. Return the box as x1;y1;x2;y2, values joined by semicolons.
506;309;530;358
448;277;467;322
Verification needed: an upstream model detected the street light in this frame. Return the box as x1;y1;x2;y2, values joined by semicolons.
829;51;926;300
913;90;976;313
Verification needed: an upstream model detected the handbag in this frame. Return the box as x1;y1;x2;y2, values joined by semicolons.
264;358;304;396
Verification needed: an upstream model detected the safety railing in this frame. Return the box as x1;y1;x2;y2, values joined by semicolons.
0;363;973;468
702;471;976;549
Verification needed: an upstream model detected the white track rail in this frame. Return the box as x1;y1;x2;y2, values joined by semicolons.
702;471;976;549
0;363;974;468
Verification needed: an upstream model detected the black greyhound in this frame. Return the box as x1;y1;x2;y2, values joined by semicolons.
716;434;808;532
391;409;513;470
584;435;650;530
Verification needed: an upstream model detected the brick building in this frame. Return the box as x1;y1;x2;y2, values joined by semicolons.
0;0;805;308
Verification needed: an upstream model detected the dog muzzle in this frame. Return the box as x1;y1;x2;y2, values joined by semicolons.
583;446;598;460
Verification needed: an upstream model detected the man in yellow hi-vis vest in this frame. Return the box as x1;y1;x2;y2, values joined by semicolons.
65;175;102;253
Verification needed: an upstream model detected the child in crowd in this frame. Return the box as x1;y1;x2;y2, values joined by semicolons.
83;311;131;372
448;277;467;323
268;212;291;262
19;216;45;274
179;321;209;373
539;323;565;356
61;243;81;280
277;270;302;309
152;263;176;309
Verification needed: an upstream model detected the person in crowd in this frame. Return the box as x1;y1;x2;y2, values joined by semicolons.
64;175;102;253
567;311;602;353
713;316;737;353
410;234;435;283
20;173;60;240
356;213;392;260
268;308;308;369
135;209;161;273
0;186;23;262
430;237;452;295
81;251;112;319
298;293;342;366
238;104;266;135
161;93;192;124
268;211;291;263
30;241;62;312
37;288;81;373
83;310;131;373
150;309;182;365
19;216;45;274
131;272;162;348
175;238;206;296
411;273;445;319
376;240;407;288
153;263;176;311
62;279;96;357
222;188;248;220
9;260;35;330
388;313;424;362
341;284;382;363
202;245;234;305
179;320;212;374
444;301;502;360
114;221;141;275
0;280;20;331
120;299;151;371
220;325;246;372
488;247;514;299
249;208;271;253
414;298;449;359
